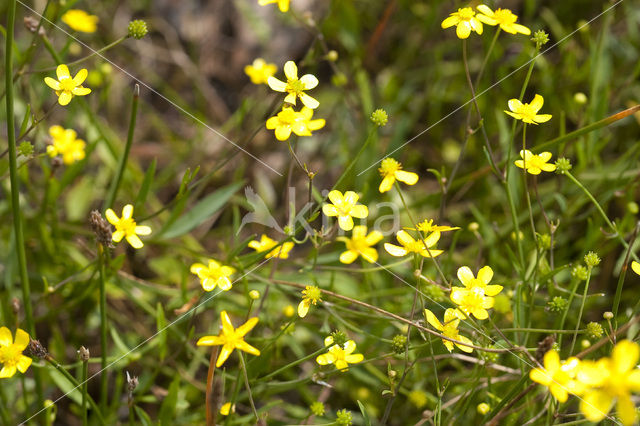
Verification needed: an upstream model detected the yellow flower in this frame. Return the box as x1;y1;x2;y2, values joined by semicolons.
504;94;552;124
219;402;235;416
406;219;460;234
384;230;443;258
61;9;99;33
44;64;91;106
190;260;235;292
197;311;260;367
337;225;383;264
267;61;319;109
316;336;364;372
631;260;640;276
322;190;368;231
266;106;324;141
424;308;473;353
450;266;502;320
514;150;557;175
283;304;295;317
244;58;277;84
0;327;32;378
378;158;419;193
476;5;531;35
298;285;322;318
529;350;583;402
258;0;290;13
441;7;488;39
576;340;640;425
105;204;152;249
248;234;294;259
47;125;86;165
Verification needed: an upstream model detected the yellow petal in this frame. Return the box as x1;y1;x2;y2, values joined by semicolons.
534;114;552;123
477;266;493;284
73;68;88;85
424;309;443;331
530;94;544;112
455;335;474;353
631;261;640;276
275;125;292;141
56;64;70;80
0;327;12;346
365;230;383;245
349;204;368;218
298;301;309;317
343;191;359;205
44;77;61;90
316;353;334;365
580;390;613;422
112;230;125;243
441;15;459;29
235;340;261;357
300;74;318;90
122;204;134;219
58;91;73;106
456;22;471;39
284;61;298;80
384;243;407;257
507;99;523;112
267;76;287;92
16;355;32;373
14;329;30;350
338;215;354;231
396;230;415;247
0;365;17;378
299;93;320;109
126;234;144;249
220;311;234;335
476;5;494;17
379;174;395;193
394;170;418;185
135;225;152;235
345;353;363;364
197;335;223;346
339;250;359;264
360;248;378;264
322;204;338;216
457;266;474;287
617;394;637;426
612;340;639;373
484;285;503;297
236;317;259;336
216;344;234;367
343;340;356;354
549;383;568;403
217;277;233;291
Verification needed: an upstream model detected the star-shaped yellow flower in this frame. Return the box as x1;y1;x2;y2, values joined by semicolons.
384;230;443;258
61;9;99;33
44;64;91;106
248;234;294;259
337;225;383;264
244;58;277;85
476;5;531;35
197;311;261;367
105;204;152;249
441;7;488;39
530;350;583;403
424;308;473;353
0;327;32;378
266;106;325;141
316;336;364;372
577;340;640;425
322;190;368;231
258;0;290;13
267;61;319;109
450;266;502;320
514;150;557;175
298;285;322;318
504;94;552;124
190;259;235;292
47;125;86;165
378;158;419;193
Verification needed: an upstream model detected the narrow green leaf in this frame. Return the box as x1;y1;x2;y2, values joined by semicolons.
158;376;180;426
357;400;372;426
135;157;157;210
159;181;244;239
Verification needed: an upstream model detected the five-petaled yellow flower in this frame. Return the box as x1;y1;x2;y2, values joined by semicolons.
424;308;473;353
197;311;261;367
105;204;152;249
248;234;294;259
322;190;368;231
268;61;319;109
0;327;32;378
44;64;91;106
61;9;99;33
514;150;557;175
576;340;640;425
258;0;290;13
407;219;460;234
47;125;86;165
441;7;489;39
316;336;364;372
529;350;583;403
504;94;552;124
384;230;443;258
476;5;531;35
298;285;322;318
337;225;383;264
244;58;277;85
266;106;325;141
378;158;419;193
190;260;235;292
630;260;640;276
450;266;502;320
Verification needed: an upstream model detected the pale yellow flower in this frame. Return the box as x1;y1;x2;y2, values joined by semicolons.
47;125;86;165
105;204;152;249
514;150;557;175
504;94;552;124
0;327;32;378
244;58;277;84
298;285;322;318
337;225;383;264
248;234;294;259
441;7;487;39
384;230;443;258
316;336;363;372
267;61;319;109
190;260;235;292
529;350;583;403
265;106;324;141
424;308;473;353
197;311;260;367
378;158;419;193
322;190;368;231
44;64;91;106
476;5;531;35
61;9;99;33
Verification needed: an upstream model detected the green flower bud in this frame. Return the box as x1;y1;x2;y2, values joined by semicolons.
547;296;568;313
422;284;446;303
391;334;407;355
586;322;603;339
572;265;589;281
531;30;550;49
371;109;389;127
330;330;347;347
555;157;572;174
584;251;600;268
18;141;34;157
128;20;148;39
537;233;551;250
310;401;325;416
336;409;352;426
603;311;614;320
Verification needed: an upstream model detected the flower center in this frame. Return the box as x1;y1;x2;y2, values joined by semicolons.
457;7;475;20
379;158;400;177
516;104;538;121
524;155;546;170
347;236;370;252
118;218;137;235
287;78;305;95
0;345;19;366
494;9;517;24
59;76;77;92
416;220;434;233
464;287;486;307
278;108;299;124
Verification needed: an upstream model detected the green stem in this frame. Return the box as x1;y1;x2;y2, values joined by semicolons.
257;347;326;382
98;246;109;410
238;353;259;422
521;125;536;238
45;356;105;424
81;356;88;426
570;268;592;355
613;223;639;320
104;84;140;210
564;171;615;231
